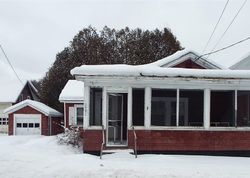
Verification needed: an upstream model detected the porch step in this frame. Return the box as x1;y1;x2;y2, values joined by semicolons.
102;149;134;154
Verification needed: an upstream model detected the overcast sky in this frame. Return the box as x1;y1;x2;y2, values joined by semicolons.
0;0;250;81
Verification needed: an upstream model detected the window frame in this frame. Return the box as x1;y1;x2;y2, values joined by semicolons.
89;87;103;127
75;104;84;126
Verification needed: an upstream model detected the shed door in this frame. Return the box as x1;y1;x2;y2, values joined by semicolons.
14;114;41;135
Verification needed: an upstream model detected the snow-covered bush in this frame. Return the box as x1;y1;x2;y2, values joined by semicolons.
57;125;82;147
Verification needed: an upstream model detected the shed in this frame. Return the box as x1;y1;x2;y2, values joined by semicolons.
4;99;63;135
59;80;84;128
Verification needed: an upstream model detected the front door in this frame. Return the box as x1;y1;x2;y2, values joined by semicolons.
107;93;127;146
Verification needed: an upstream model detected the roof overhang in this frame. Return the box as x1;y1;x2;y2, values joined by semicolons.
4;100;62;117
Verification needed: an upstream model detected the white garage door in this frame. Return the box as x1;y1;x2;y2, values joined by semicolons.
14;114;41;135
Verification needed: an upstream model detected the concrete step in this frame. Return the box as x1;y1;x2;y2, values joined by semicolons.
102;149;134;154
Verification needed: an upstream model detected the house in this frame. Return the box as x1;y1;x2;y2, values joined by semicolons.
59;80;84;128
70;49;250;154
0;80;40;133
230;52;250;70
4;99;63;135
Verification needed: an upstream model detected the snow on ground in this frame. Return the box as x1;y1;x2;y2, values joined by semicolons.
0;135;250;178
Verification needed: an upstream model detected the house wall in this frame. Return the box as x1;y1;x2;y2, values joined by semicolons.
127;130;250;152
173;59;205;69
0;103;11;133
81;129;250;153
51;117;64;135
8;106;61;136
81;129;103;152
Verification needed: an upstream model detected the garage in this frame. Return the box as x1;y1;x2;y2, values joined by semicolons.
4;99;63;136
14;114;41;135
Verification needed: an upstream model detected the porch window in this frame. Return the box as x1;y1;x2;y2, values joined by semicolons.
76;107;84;126
237;91;250;127
210;90;235;127
90;88;102;126
132;88;145;126
179;90;204;126
151;89;177;126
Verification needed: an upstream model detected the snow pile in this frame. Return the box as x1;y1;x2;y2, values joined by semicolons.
59;80;84;102
4;99;62;117
0;135;250;178
57;126;82;147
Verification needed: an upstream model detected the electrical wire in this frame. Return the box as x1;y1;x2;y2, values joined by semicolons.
206;0;248;59
202;0;230;54
0;44;24;85
196;36;250;61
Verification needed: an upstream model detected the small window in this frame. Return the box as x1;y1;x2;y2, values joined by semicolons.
17;123;22;127
90;88;103;126
23;123;28;128
29;123;34;128
132;88;145;126
35;123;40;128
210;90;235;127
76;107;84;126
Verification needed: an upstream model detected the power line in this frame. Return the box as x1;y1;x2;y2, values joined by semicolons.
206;0;248;59
0;44;24;85
196;36;250;61
202;0;230;54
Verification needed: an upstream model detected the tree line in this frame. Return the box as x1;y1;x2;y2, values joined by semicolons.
38;26;183;111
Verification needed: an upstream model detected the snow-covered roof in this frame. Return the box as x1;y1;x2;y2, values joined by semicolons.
71;63;250;79
59;80;84;102
4;99;62;117
230;51;250;70
149;49;224;69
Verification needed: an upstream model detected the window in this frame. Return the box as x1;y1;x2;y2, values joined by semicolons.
151;89;177;126
179;90;204;126
90;88;102;126
76;107;84;126
17;123;22;127
23;123;28;128
29;123;34;128
132;88;145;126
0;118;8;125
210;90;235;127
35;123;40;128
237;91;250;127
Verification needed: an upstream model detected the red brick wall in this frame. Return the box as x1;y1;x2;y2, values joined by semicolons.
173;59;205;69
79;129;250;152
8;105;61;136
127;130;250;151
65;103;75;128
81;129;103;152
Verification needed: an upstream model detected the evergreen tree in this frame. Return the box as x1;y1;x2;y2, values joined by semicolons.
39;26;183;111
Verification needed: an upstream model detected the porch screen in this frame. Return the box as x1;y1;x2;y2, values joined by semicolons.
179;90;204;126
237;91;250;127
151;89;177;126
132;88;145;126
210;90;235;127
90;88;102;126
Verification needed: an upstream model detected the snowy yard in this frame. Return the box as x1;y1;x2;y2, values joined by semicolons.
0;135;250;178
